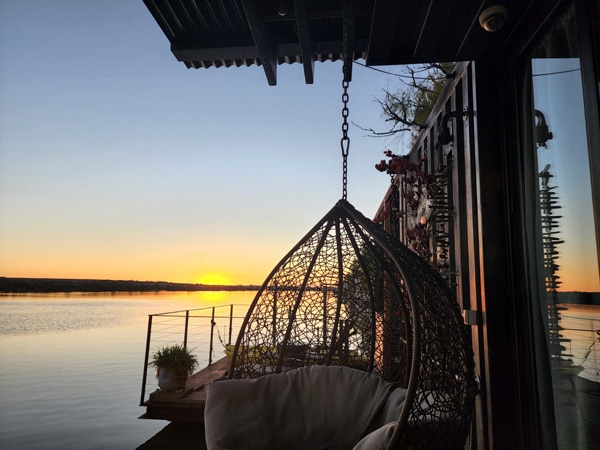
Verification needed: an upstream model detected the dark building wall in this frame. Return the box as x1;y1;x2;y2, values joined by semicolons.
376;2;599;447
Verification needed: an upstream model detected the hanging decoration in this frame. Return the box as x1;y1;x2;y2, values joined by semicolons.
375;150;433;259
374;148;455;280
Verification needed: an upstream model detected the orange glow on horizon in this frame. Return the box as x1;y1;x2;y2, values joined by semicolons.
555;251;600;293
196;273;232;286
556;269;600;293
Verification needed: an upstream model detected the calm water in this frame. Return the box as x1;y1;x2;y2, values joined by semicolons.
0;291;254;450
1;293;597;449
559;304;600;383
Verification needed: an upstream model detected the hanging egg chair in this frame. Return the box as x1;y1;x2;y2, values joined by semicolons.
205;4;475;446
212;199;476;449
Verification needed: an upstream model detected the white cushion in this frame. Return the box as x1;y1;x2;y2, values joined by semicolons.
352;422;396;450
204;365;406;450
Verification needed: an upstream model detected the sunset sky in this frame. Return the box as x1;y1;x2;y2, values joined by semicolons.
532;58;600;293
0;1;408;285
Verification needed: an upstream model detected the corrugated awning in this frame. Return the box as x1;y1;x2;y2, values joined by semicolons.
143;0;555;85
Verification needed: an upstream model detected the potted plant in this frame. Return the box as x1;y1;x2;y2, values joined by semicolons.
149;344;198;392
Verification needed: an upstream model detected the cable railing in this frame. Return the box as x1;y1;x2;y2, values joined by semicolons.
139;303;249;406
560;311;600;382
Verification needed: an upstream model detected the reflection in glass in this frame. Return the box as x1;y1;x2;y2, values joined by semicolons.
527;5;600;449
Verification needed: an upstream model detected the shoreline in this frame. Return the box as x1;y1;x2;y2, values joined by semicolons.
0;277;259;294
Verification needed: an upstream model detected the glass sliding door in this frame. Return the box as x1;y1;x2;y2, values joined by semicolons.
523;4;600;449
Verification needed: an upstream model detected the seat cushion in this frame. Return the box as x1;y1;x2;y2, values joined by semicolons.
352;422;396;450
204;365;406;450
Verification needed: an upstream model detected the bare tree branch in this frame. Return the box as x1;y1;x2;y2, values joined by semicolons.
353;121;414;137
357;63;455;140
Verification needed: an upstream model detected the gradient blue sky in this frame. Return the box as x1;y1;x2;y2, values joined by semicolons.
0;0;408;285
532;58;599;292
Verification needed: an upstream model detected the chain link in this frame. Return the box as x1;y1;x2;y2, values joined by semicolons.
340;0;350;200
341;79;350;200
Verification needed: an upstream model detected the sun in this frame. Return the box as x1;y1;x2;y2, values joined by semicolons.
197;273;231;286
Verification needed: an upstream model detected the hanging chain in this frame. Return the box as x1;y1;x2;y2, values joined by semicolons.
340;0;350;201
341;79;350;200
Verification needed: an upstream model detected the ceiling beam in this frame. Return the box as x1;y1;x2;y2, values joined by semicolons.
171;39;369;66
262;2;374;22
366;0;404;66
241;0;278;85
413;0;472;61
411;0;436;60
343;10;356;82
293;0;315;84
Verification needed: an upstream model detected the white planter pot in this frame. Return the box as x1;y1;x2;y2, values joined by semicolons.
157;367;187;392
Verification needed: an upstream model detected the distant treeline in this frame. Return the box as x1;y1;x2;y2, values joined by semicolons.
556;291;600;305
0;277;259;293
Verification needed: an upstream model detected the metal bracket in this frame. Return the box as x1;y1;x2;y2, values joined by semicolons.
462;309;481;326
437;107;469;145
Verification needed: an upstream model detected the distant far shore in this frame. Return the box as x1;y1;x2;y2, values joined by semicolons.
0;277;259;293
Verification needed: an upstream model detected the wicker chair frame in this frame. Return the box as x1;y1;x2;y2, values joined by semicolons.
228;200;476;449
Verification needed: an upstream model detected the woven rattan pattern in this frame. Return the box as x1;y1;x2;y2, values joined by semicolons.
228;200;476;449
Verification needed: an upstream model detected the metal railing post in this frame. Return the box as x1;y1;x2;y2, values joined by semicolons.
140;315;153;406
183;310;190;348
228;304;234;345
209;307;216;365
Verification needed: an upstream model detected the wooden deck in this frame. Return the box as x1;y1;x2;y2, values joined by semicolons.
140;356;230;422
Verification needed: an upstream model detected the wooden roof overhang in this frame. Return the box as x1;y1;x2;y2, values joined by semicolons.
143;0;562;85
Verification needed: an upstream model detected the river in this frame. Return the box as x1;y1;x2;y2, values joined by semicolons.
1;292;597;449
0;291;255;449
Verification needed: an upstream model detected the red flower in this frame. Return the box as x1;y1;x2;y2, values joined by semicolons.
375;160;389;172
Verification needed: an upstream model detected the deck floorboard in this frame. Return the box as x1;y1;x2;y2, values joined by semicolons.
141;356;230;422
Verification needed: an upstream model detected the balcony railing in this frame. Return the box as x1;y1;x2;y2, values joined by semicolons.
139;303;249;406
